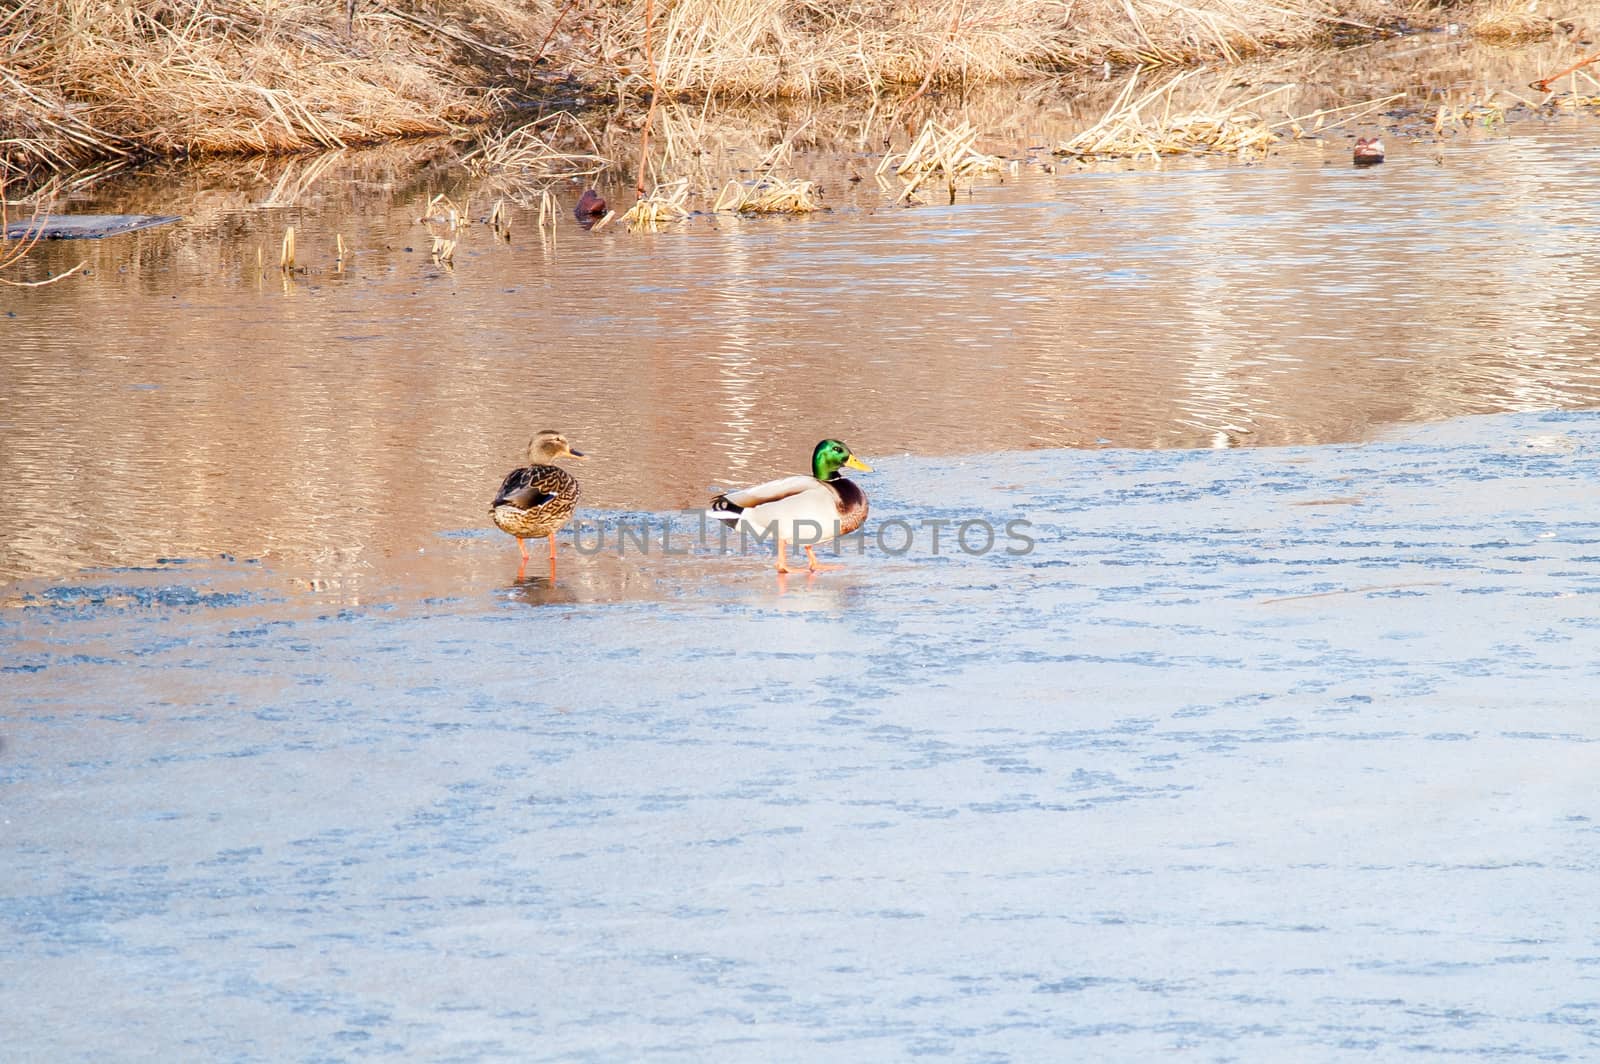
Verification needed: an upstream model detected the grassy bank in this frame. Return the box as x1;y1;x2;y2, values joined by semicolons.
0;0;1548;184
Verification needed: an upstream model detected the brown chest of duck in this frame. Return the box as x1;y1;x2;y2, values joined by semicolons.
1353;137;1385;166
490;430;585;564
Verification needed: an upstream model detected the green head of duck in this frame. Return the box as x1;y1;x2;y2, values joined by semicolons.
812;439;872;481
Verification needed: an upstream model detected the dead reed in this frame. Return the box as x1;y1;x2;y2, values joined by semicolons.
879;119;1003;202
714;176;822;213
422;193;467;263
621;179;692;230
1432;93;1511;133
0;0;552;183
1056;72;1290;160
461;113;612;203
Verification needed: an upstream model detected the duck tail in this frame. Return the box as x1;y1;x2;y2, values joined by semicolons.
707;493;743;523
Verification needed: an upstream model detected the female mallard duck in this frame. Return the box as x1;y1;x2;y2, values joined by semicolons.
490;430;585;564
709;439;872;573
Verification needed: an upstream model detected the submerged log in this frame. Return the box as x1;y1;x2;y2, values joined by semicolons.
4;214;181;240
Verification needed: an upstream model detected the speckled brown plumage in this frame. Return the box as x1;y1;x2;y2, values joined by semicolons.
490;463;580;541
489;431;585;562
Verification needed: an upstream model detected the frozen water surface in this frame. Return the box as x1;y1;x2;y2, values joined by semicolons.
5;410;1600;1061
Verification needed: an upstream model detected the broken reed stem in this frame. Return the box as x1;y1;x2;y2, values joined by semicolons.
535;0;583;61
280;225;296;270
533;189;559;245
1271;92;1406;136
901;0;968;108
1532;47;1600;92
636;0;660;201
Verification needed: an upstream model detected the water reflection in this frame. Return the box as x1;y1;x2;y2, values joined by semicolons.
504;570;579;607
3;34;1600;583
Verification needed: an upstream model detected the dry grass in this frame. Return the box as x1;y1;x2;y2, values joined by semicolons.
572;0;1071;98
1056;72;1288;160
569;0;1425;99
878;118;1003;201
714;175;822;213
621;178;692;229
0;0;1484;182
461;112;612;203
0;0;554;184
1470;1;1563;41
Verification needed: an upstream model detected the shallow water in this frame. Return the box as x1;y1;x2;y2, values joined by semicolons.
4;35;1600;583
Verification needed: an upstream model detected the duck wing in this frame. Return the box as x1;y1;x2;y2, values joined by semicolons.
493;465;564;510
710;475;851;543
711;475;825;514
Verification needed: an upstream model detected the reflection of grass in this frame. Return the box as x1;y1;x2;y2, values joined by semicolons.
1055;69;1408;162
1056;72;1287;160
461;114;612;205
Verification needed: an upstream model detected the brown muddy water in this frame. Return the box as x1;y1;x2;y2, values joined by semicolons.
2;32;1600;588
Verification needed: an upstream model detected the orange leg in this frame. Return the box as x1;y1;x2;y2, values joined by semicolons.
775;539;793;574
517;537;530;562
803;545;840;572
547;534;558;562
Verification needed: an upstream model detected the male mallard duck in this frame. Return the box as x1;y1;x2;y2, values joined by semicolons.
1353;137;1385;166
490;430;585;565
709;439;872;573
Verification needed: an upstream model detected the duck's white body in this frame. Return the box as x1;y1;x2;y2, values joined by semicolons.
708;475;856;545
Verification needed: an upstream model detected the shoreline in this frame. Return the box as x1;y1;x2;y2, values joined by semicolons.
3;0;1568;187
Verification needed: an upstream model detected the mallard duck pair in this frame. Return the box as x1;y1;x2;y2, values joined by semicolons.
490;433;873;574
